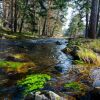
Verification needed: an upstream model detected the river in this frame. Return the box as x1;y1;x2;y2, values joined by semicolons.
0;38;73;99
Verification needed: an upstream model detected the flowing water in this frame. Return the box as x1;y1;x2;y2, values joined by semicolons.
0;38;100;100
0;38;72;99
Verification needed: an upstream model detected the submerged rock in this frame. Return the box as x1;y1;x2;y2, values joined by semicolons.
5;53;32;62
54;66;63;72
55;41;62;45
0;74;8;85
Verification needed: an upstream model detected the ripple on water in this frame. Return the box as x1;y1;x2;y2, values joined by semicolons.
0;38;72;99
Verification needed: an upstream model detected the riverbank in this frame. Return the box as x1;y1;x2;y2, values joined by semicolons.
0;27;65;40
63;38;100;65
63;38;100;92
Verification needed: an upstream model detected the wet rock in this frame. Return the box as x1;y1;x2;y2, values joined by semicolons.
0;74;8;85
54;66;63;73
93;80;100;89
35;92;49;100
25;92;35;100
25;91;66;100
55;41;62;45
5;54;32;62
91;68;100;89
48;91;64;100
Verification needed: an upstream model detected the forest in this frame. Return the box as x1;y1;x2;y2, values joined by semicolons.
0;0;100;100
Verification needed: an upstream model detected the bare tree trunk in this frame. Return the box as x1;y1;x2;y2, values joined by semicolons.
19;0;28;33
98;24;100;37
14;0;17;32
85;0;89;38
11;0;14;32
42;17;47;36
96;0;100;33
19;15;24;33
51;10;59;36
88;0;99;39
85;12;89;38
98;23;100;37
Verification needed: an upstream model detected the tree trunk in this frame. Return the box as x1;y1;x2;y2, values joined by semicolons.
85;12;89;38
19;15;25;33
98;25;100;37
11;0;14;32
19;0;28;33
85;0;89;38
96;0;100;33
51;10;59;36
42;17;47;36
88;0;99;39
14;0;17;32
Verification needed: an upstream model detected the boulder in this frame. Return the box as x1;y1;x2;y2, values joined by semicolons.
48;91;64;100
91;68;100;89
93;80;100;89
25;91;66;100
35;91;49;100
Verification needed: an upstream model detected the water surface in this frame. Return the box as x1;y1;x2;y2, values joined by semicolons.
0;38;72;99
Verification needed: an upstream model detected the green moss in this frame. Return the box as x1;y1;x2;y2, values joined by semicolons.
17;74;51;94
0;60;23;69
0;60;37;74
64;82;85;92
74;60;85;64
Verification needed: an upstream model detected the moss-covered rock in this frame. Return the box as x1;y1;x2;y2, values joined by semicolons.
63;39;100;65
0;60;37;73
17;74;51;94
64;82;88;93
6;53;32;62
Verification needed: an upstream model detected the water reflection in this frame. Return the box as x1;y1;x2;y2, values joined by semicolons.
0;38;72;73
0;38;73;99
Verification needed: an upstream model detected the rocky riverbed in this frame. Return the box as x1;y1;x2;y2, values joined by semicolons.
0;38;100;100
